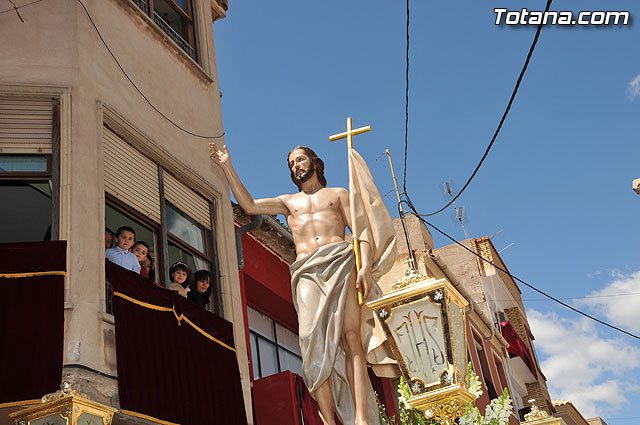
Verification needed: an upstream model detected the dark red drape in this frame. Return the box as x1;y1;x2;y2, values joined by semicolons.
107;261;247;425
0;241;66;405
500;321;537;378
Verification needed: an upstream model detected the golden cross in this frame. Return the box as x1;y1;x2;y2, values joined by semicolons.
329;117;371;306
329;117;371;149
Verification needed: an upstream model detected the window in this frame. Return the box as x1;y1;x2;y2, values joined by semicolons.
105;201;158;313
472;330;498;400
247;307;302;380
0;161;52;242
103;126;221;314
132;0;197;60
0;95;59;242
494;355;509;395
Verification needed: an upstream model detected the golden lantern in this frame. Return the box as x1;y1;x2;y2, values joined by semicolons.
367;270;473;425
10;382;117;425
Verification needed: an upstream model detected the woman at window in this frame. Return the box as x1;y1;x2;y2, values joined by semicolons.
187;270;211;308
168;261;191;297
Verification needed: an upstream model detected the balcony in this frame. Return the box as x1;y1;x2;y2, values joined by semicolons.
130;0;197;61
508;356;538;385
153;12;196;60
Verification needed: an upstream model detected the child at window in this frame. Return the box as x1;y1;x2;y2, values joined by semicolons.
147;250;156;281
105;227;114;250
105;226;140;273
131;241;150;278
187;270;211;308
168;261;191;297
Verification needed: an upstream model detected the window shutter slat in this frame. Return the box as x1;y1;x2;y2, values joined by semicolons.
0;96;54;153
103;127;161;223
164;173;211;230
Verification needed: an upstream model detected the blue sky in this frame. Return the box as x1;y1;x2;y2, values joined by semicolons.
214;1;640;421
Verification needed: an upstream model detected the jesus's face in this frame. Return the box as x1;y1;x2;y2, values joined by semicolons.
288;149;314;185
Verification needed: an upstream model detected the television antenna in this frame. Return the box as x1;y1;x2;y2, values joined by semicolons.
443;181;470;239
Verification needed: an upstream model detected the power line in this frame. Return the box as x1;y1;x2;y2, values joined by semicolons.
77;0;224;140
404;0;553;217
415;214;640;340
0;0;45;17
7;0;24;22
469;292;640;306
402;0;409;194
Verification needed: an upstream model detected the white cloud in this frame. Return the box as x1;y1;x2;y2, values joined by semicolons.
578;270;640;333
627;74;640;100
528;309;640;418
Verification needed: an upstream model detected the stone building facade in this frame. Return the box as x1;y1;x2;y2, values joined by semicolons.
0;0;257;423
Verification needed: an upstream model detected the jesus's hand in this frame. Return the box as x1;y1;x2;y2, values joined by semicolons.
209;143;231;168
356;264;373;300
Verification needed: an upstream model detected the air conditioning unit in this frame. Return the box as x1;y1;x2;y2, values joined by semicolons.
495;310;507;325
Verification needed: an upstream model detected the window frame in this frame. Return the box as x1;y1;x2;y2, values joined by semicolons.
105;195;161;314
103;127;223;316
247;306;303;380
471;329;498;400
132;0;198;61
492;352;509;396
0;154;52;179
0;96;60;241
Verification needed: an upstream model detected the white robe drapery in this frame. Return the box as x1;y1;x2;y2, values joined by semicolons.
290;147;398;424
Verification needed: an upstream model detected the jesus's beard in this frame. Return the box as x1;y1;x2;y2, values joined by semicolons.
295;163;315;185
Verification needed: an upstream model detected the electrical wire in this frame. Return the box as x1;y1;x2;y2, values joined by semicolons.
402;0;409;194
0;0;45;17
415;214;640;340
404;0;553;217
469;292;640;305
7;0;24;22
77;0;224;140
468;292;640;306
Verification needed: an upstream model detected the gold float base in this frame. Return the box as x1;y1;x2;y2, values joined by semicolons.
408;383;475;425
9;384;117;425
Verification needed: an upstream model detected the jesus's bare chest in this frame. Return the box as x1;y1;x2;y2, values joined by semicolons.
287;190;340;216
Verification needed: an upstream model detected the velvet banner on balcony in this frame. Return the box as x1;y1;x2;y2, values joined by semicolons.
0;241;66;407
107;261;247;425
500;320;537;378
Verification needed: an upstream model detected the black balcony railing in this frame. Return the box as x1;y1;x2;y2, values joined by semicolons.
130;0;196;60
132;0;148;14
153;12;196;60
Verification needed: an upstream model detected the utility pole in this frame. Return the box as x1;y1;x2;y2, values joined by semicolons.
382;149;417;271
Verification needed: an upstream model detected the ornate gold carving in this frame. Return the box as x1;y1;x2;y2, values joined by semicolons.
525;399;549;422
408;383;475;425
41;382;88;403
61;404;72;418
10;381;117;425
391;269;429;290
424;398;468;425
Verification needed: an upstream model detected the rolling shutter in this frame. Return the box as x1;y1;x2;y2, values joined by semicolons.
103;127;161;223
0;96;54;153
164;173;211;230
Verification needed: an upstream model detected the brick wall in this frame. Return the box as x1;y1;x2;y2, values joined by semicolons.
504;307;534;355
525;382;553;415
474;238;526;314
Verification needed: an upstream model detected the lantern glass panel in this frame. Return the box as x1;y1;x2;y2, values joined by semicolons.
78;413;104;425
449;299;467;382
31;414;67;425
389;298;447;385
